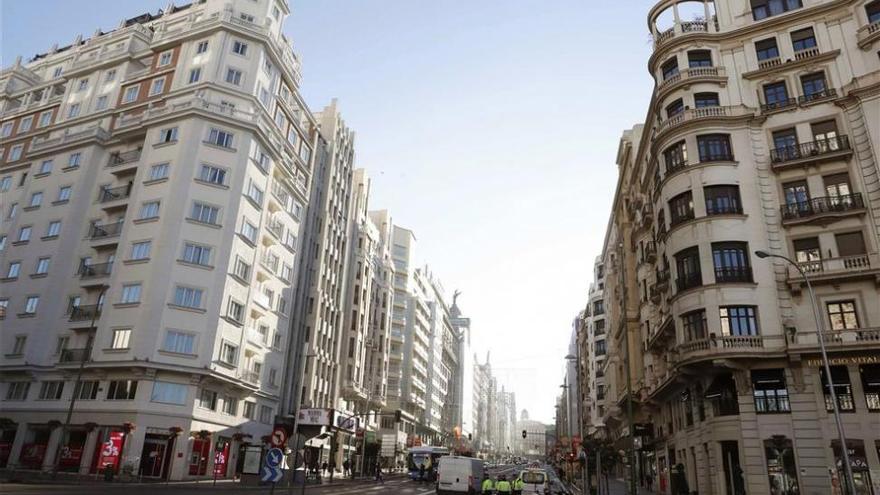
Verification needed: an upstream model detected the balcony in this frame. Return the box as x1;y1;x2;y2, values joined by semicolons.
656;269;670;291
253;291;272;310
657;66;727;96
798;88;838;105
788;253;880;292
745;49;840;80
98;184;132;210
769;136;852;170
240;370;261;385
78;262;113;285
676;272;702;292
780;193;865;225
653;19;711;50
676;334;778;366
656;105;753;136
266;218;284;239
88;221;123;245
107;149;141;174
246;327;268;347
857;21;880;49
649;285;662;304
69;304;102;323
787;327;880;354
760;97;797;114
59;348;91;364
644;242;657;263
714;267;754;284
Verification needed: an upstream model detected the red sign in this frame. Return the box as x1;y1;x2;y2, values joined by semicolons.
213;442;230;477
271;426;287;448
98;432;124;470
59;446;84;468
20;443;47;468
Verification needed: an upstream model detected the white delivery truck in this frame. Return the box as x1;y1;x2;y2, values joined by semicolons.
436;456;485;495
518;468;549;495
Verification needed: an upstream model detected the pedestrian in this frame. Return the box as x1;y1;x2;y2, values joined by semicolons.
375;460;384;483
513;475;524;495
343;458;350;478
496;475;512;494
419;463;426;483
322;461;328;477
329;459;336;482
482;475;495;494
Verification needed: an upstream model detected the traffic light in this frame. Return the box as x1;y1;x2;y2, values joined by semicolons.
522;430;527;439
394;410;402;423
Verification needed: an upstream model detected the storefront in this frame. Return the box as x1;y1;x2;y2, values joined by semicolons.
57;428;89;472
832;440;874;495
19;424;52;470
138;428;177;479
0;420;18;468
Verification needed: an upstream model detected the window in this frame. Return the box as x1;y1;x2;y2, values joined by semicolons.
287;127;298;145
694;92;719;108
46;220;62;237
790;27;816;53
661;58;679;80
751;0;802;21
800;72;828;100
106;380;138;400
836;231;867;257
0;122;13;137
824;173;852;200
5;382;30;401
182;243;212;266
157;50;173;66
163;330;195;354
11;335;27;355
665;99;684;119
675;247;702;291
17;226;32;242
104;69;116;82
73;381;99;400
868;1;880;23
240;219;258;243
68;153;82;168
594;340;607;356
158;127;178;143
697;134;733;161
9;145;23;161
283;231;297;251
681;309;707;341
225;68;243;86
122;85;139;103
860;365;880;411
198;164;227;185
243;401;256;419
206;128;234;148
827;301;859;331
139;201;160;219
232;40;248;56
233;257;252;280
0;176;11;191
55;336;69;355
190;202;220;225
198;389;218;410
173;286;203;309
752;369;790;413
38;110;52;127
67;103;81;118
196;40;209;53
259;85;271;107
76;79;89;92
259;405;273;424
821;366;854;411
19;116;33;133
6;262;21;279
130;241;151;260
720;306;759;336
281;263;293;282
219;341;238;365
0;236;5;251
35;257;50;275
151;381;187;405
149;163;169;181
792;238;821;270
120;284;141;304
241;13;255;23
704;185;742;215
227;299;245;323
7;203;18;219
111;328;132;348
669;191;694;226
246;180;264;205
755;37;779;61
28;192;43;207
763;81;790;109
188;68;201;84
38;160;53;174
713;243;752;283
222;396;238;415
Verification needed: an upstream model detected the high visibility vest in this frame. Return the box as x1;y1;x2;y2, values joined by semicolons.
496;480;512;493
514;478;525;490
482;479;495;491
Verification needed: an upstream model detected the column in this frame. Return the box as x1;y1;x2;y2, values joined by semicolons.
704;1;713;32
41;426;63;472
8;422;28;469
79;429;100;475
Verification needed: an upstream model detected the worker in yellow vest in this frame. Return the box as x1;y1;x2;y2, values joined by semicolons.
482;475;495;494
496;475;512;494
513;475;525;495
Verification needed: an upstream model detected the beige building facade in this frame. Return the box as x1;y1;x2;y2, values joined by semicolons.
0;0;315;480
595;1;880;494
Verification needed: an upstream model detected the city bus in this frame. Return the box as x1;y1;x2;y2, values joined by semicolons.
407;446;450;480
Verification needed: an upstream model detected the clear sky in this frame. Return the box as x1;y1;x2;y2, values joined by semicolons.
2;0;656;425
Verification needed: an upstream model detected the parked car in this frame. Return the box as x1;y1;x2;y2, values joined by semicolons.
437;456;485;494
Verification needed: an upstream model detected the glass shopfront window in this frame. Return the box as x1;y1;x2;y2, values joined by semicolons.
831;440;873;495
764;436;799;495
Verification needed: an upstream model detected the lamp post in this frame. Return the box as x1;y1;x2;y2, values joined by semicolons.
755;250;855;495
565;352;588;494
617;241;637;495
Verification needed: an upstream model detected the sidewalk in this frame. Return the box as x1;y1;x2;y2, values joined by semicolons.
605;478;656;495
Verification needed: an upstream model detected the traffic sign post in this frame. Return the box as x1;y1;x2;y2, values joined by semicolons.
271;426;288;448
263;447;286;493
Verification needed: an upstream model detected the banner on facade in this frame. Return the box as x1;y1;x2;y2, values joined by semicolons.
805;355;879;366
213;442;230;476
59;446;83;468
333;411;359;432
297;408;333;426
98;432;124;470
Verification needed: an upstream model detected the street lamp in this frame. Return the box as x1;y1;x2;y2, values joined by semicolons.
754;250;855;495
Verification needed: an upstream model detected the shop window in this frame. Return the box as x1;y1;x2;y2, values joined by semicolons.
764;435;799;495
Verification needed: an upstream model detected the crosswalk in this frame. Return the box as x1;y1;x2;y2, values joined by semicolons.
312;478;438;494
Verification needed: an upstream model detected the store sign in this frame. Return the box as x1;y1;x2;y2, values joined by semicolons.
98;432;124;470
333;411;359;432
59;446;83;468
213;442;230;476
806;355;880;367
297;408;332;426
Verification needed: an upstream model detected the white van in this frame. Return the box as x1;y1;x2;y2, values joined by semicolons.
437;456;485;494
518;468;549;494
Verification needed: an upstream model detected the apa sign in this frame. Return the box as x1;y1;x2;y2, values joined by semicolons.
98;431;124;470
